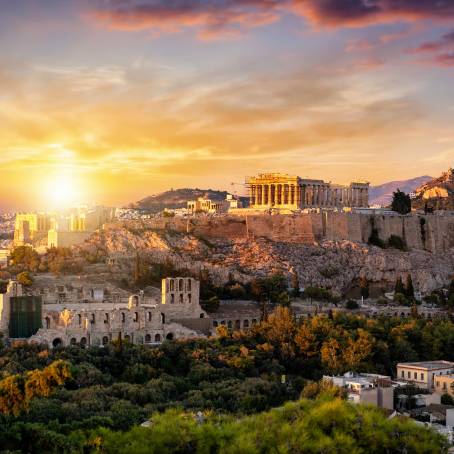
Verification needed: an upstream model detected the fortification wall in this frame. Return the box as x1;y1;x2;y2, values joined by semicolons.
122;212;454;253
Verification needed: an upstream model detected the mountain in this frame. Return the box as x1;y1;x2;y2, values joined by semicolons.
412;168;454;211
369;176;432;207
132;188;248;213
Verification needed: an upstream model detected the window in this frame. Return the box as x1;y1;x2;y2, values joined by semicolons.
421;373;424;380
134;312;138;322
78;314;82;326
121;312;126;323
145;334;151;343
401;371;404;378
104;313;109;324
179;279;183;291
179;294;184;304
170;280;174;291
187;279;191;291
147;312;152;322
155;334;161;342
91;313;95;324
188;294;192;304
171;294;175;304
414;372;417;380
408;371;411;379
45;317;51;329
213;321;218;327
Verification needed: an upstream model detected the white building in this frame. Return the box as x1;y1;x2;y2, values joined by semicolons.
323;372;394;410
396;361;454;390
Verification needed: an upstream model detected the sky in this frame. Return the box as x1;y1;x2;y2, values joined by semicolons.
1;0;454;211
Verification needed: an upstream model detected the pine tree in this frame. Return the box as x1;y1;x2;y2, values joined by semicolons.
391;189;411;215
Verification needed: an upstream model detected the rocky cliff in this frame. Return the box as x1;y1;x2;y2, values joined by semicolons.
412;168;454;210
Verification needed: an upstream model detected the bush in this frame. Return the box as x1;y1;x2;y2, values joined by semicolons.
394;292;409;305
368;229;385;248
346;300;359;310
441;393;454;405
387;235;407;251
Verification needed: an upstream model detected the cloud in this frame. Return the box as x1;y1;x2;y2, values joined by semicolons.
409;29;454;66
291;0;454;28
89;0;283;40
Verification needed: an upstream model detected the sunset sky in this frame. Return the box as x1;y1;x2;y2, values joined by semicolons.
1;0;454;211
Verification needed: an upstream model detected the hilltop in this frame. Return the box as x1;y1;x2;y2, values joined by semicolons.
412;168;454;210
369;176;432;207
132;188;248;213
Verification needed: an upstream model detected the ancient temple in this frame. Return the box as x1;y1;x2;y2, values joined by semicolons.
246;173;369;210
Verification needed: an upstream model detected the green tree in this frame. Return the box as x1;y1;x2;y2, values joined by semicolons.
395;276;405;295
406;274;415;301
391;189;412;215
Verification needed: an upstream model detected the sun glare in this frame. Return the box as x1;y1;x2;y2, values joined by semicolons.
44;175;82;210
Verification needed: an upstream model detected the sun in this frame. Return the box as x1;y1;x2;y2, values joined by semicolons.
44;174;83;210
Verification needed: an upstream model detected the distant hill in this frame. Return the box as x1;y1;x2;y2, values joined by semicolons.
132;188;249;213
369;176;432;207
412;168;454;211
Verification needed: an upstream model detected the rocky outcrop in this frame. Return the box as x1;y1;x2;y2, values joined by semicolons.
413;168;454;210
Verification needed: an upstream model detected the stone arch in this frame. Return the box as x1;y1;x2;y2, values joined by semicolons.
166;332;174;341
160;313;165;324
235;320;241;329
45;316;51;329
52;338;62;348
213;321;218;327
155;333;161;342
124;334;131;342
80;337;87;347
243;320;249;328
70;337;77;345
102;336;109;346
145;334;151;343
200;313;205;318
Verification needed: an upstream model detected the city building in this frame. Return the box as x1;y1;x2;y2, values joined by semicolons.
0;249;10;267
0;277;209;347
323;372;394;409
435;375;454;397
187;197;228;214
396;361;454;389
14;213;52;246
245;173;369;211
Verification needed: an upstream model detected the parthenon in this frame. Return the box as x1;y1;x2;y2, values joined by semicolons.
246;173;369;210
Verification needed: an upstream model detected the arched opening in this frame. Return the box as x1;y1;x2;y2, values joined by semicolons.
179;293;183;304
124;334;131;342
227;321;232;329
187;279;192;291
200;313;205;318
243;320;249;328
70;337;77;345
102;336;109;346
147;312;152;322
179;279;183;291
78;314;82;325
52;338;62;348
134;312;138;322
145;334;151;343
45;316;51;329
213;321;218;327
235;320;241;329
121;312;126;323
155;333;161;342
160;313;165;324
80;337;87;347
221;320;226;326
166;333;174;341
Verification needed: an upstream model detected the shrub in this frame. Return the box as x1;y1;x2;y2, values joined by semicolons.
346;300;359;310
387;235;407;251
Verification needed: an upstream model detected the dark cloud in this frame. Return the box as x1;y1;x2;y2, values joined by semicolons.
292;0;454;27
89;0;454;40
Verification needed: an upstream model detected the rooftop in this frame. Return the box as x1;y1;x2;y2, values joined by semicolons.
397;361;454;370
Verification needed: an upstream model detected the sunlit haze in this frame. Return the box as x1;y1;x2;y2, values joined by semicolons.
1;0;454;211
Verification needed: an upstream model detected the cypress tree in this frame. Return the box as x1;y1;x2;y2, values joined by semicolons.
406;274;415;301
395;276;405;295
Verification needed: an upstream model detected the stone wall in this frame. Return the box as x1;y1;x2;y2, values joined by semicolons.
119;212;454;253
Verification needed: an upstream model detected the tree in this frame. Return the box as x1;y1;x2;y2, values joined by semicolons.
17;271;33;287
359;276;369;300
406;274;415;301
346;300;359;310
395;276;405;296
391;189;411;215
441;393;454;405
387;235;407;251
10;246;40;272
